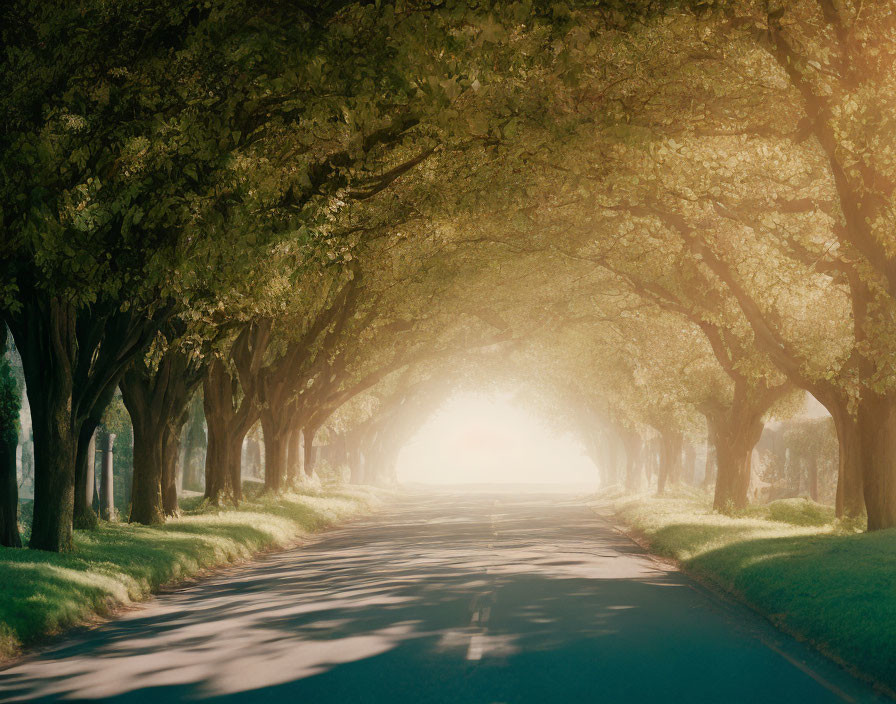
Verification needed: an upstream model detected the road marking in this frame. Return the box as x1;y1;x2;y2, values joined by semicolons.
466;604;492;660
466;633;484;661
759;637;857;703
466;501;499;662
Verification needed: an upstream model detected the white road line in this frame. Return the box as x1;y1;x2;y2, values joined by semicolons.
466;633;484;661
466;503;499;662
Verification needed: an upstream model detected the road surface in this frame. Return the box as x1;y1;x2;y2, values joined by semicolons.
0;490;886;702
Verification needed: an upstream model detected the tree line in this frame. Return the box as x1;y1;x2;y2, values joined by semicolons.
2;0;895;551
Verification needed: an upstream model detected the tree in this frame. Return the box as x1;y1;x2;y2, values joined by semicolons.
121;331;206;524
0;327;22;547
579;0;896;525
203;321;272;505
2;0;519;548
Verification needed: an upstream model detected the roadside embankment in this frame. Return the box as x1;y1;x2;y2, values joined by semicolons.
0;484;386;662
598;490;896;695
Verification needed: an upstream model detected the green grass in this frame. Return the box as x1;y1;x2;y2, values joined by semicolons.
0;483;385;662
602;489;896;692
755;497;838;527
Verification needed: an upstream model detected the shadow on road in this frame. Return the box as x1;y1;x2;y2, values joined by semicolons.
0;492;881;703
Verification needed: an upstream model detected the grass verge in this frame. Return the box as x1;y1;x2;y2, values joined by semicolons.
0;483;386;662
601;489;896;694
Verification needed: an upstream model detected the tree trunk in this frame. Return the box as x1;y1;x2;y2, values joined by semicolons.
13;300;77;552
303;426;318;478
74;383;117;529
183;441;204;491
705;381;783;513
245;434;261;479
261;410;286;492
806;455;819;502
29;389;77;551
702;445;716;489
182;393;206;492
31;389;79;554
203;359;254;505
709;410;764;513
9;296;156;551
127;413;165;525
584;429;612;487
121;371;165;525
0;423;21;548
828;402;866;519
712;430;756;512
99;433;116;520
73;429;98;529
682;442;696;485
286;427;303;486
204;404;231;504
658;430;683;495
161;425;180;517
224;435;242;501
858;393;896;531
161;398;193;517
647;438;660;483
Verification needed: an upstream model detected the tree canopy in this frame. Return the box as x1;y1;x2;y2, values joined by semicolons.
3;0;896;550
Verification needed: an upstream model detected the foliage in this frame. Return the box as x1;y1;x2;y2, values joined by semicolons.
0;356;20;442
99;394;130;438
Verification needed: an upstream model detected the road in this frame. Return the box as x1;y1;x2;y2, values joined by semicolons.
0;490;886;703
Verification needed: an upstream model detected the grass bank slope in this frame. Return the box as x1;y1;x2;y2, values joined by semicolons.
0;484;384;662
604;491;896;693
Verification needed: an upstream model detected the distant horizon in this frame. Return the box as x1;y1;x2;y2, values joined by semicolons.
397;392;599;485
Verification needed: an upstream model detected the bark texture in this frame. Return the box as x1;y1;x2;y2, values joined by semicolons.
828;401;866;519
122;347;203;525
286;426;303;486
18;300;78;551
203;322;271;504
706;391;768;513
619;428;643;492
857;394;896;531
261;409;288;492
302;425;318;478
203;356;258;504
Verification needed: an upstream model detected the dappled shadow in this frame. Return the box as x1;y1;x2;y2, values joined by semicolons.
0;492;881;703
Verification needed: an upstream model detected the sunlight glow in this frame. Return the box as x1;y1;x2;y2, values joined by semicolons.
396;393;598;486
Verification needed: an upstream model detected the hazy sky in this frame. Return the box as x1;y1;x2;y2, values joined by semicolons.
396;393;599;486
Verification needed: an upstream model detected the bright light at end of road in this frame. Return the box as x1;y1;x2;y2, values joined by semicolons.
396;393;598;486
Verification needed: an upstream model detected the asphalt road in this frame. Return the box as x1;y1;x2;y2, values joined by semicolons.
0;490;887;703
